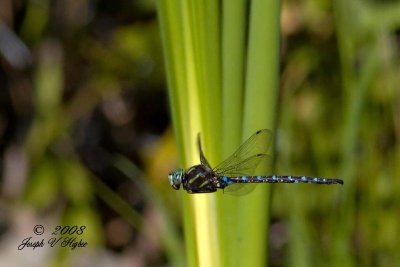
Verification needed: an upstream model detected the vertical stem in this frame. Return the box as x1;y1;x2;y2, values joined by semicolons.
239;0;281;266
219;0;248;266
157;1;221;266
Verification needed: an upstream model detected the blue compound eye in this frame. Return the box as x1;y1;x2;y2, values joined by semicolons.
168;169;183;190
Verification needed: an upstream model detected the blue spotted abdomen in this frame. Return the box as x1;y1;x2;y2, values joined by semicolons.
226;175;343;185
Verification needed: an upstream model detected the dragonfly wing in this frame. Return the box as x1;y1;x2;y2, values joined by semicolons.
223;184;257;195
213;129;273;176
214;154;272;177
197;133;212;170
216;154;271;196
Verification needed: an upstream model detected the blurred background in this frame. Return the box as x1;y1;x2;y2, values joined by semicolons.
0;0;399;266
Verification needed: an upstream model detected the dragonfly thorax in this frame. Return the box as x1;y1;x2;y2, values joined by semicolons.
181;164;218;193
168;168;184;190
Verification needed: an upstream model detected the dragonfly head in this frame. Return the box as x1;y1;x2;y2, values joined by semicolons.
168;169;184;190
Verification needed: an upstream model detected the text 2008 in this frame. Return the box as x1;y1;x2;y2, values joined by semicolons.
52;226;86;235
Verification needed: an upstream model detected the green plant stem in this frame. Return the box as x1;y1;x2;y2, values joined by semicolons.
218;1;248;266
237;1;280;266
158;1;221;266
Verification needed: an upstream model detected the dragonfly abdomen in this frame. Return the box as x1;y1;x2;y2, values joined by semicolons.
226;175;343;185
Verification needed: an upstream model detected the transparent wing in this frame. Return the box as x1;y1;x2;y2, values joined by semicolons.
214;154;272;177
213;129;273;177
223;184;257;195
197;133;212;170
220;154;272;196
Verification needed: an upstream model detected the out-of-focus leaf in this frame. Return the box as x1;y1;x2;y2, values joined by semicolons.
24;158;59;209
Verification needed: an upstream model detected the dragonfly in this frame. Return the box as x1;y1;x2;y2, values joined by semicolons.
168;129;343;194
